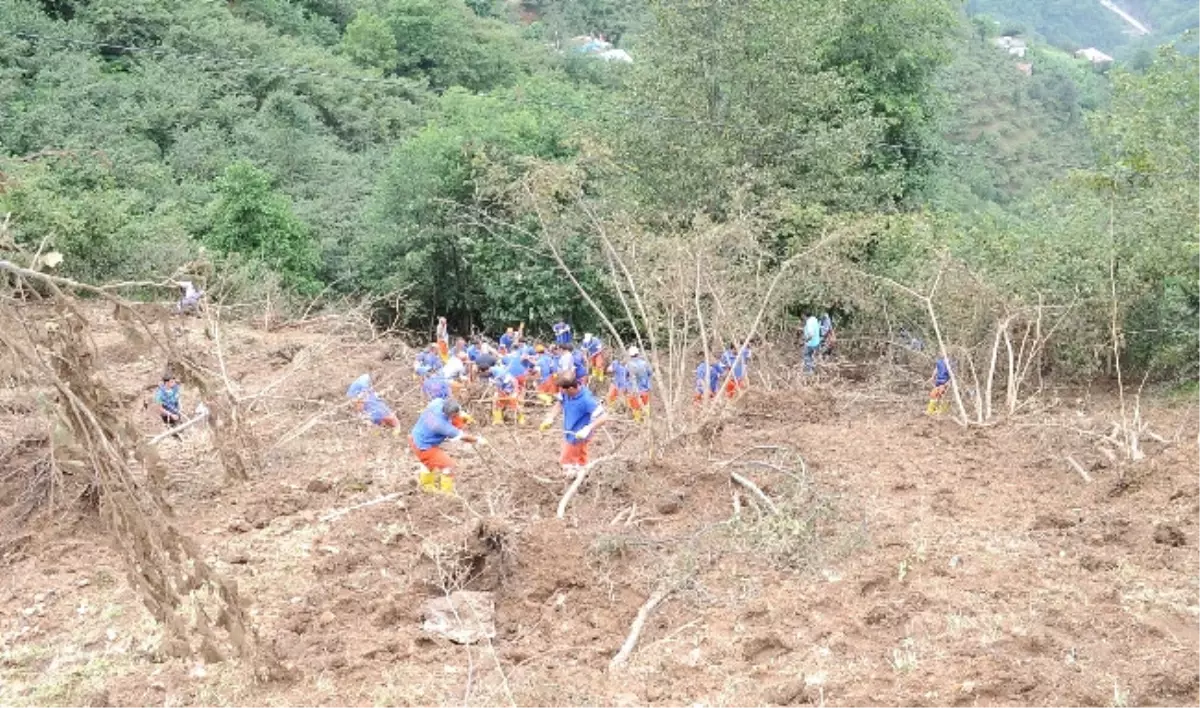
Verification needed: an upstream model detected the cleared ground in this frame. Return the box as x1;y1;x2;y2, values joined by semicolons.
1;308;1196;706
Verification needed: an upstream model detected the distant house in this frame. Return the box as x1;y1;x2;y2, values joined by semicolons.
1075;47;1114;65
566;35;633;64
993;35;1027;58
597;49;632;64
1015;62;1033;76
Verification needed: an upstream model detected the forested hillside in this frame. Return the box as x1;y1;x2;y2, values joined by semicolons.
966;0;1198;58
1;0;1196;380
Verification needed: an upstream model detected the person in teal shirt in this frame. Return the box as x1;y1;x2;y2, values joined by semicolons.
803;314;821;373
154;373;182;426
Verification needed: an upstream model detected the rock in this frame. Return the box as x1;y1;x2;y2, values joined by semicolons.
656;498;681;515
1031;514;1077;531
421;591;496;645
318;610;336;626
764;678;808;705
742;633;790;663
227;552;250;565
306;479;333;494
1153;524;1186;547
227;518;251;534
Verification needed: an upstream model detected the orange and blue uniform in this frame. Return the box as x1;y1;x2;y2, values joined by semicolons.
626;357;652;419
559;386;600;466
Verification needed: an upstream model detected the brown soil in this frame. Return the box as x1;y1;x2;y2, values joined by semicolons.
1;309;1196;707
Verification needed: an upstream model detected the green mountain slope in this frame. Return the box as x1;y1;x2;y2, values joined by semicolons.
966;0;1197;58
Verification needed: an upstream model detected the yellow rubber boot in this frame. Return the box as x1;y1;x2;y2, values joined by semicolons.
926;399;938;416
438;473;456;495
418;468;439;492
517;413;527;426
938;400;951;414
632;409;642;423
536;393;553;405
492;409;504;425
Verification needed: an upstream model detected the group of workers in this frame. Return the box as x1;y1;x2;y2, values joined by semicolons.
343;316;820;497
151;307;954;499
342;319;620;495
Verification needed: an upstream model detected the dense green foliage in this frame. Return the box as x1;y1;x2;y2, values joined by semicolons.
0;0;1195;380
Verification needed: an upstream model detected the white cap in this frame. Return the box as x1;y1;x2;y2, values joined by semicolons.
627;346;640;357
583;333;593;341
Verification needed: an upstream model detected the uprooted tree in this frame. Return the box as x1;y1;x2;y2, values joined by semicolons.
0;238;280;674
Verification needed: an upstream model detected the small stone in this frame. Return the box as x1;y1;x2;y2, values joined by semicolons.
106;628;118;642
34;593;45;603
764;679;808;705
1153;524;1186;547
306;479;333;493
656;498;681;515
949;555;961;568
189;663;207;679
75;578;90;587
742;634;790;663
319;611;336;626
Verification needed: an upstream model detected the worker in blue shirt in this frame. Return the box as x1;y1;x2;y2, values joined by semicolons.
927;356;953;416
422;373;451;401
582;333;606;382
489;365;525;425
503;348;532;394
606;358;629;406
409;398;480;494
721;344;751;397
535;345;558;404
571;346;589;385
499;325;523;352
540;372;607;474
694;360;725;402
626;347;653;422
414;345;440;380
346;373;401;432
553;319;573;346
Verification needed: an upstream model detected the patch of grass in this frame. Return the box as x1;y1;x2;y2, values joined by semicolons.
729;491;838;572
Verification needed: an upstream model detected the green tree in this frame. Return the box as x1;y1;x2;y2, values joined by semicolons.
616;0;956;214
341;10;400;71
207;161;321;293
1087;47;1199;377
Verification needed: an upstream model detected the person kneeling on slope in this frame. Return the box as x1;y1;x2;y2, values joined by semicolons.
410;398;480;494
347;373;401;432
927;356;952;416
489;365;525;425
540;372;608;477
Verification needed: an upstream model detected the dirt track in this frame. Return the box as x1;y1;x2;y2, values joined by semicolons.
1;311;1196;706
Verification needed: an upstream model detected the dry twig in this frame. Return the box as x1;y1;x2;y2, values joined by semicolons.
609;586;671;669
